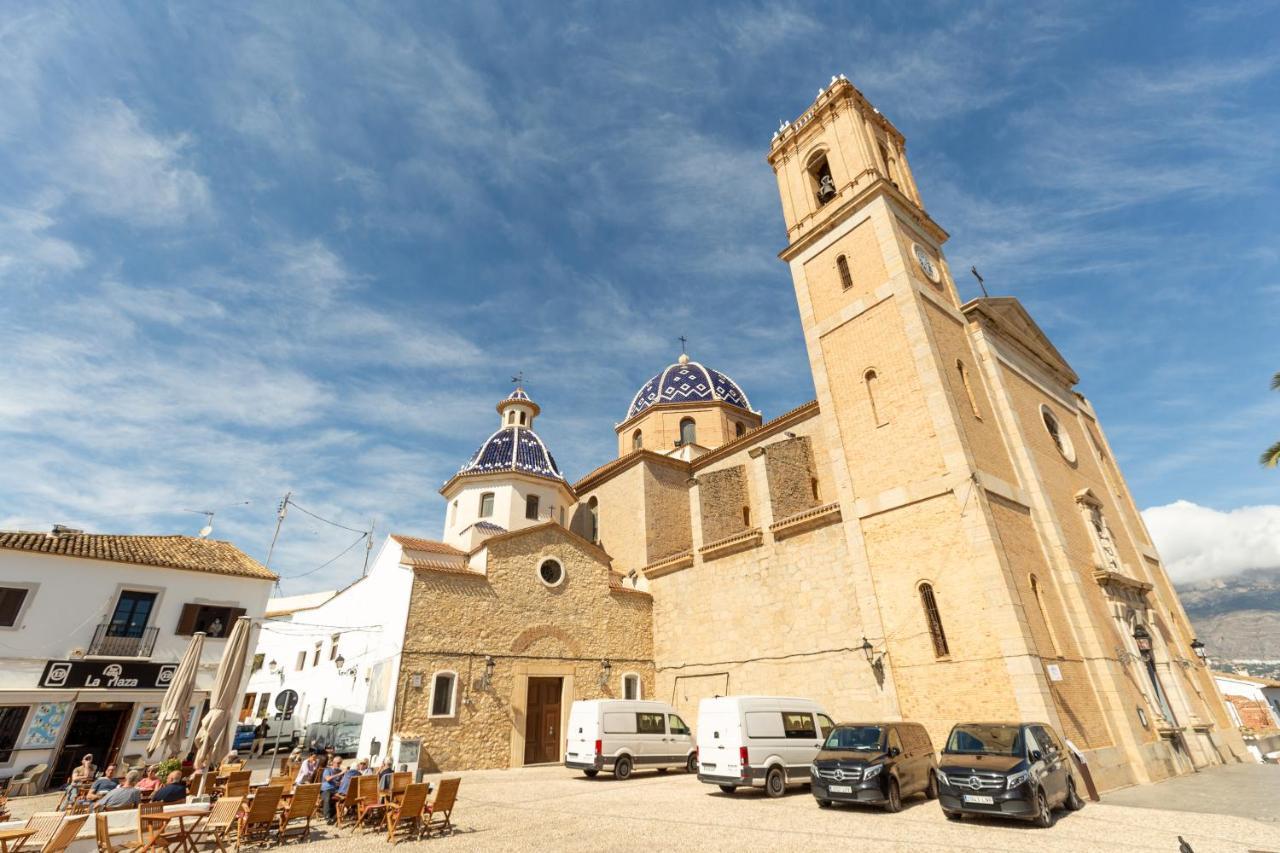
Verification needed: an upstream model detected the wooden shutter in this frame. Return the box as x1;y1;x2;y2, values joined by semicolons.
175;603;200;635
227;607;247;625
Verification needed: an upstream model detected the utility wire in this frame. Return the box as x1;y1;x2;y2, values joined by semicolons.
276;532;369;580
287;501;369;535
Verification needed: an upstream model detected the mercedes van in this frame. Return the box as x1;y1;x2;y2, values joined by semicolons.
565;699;696;779
810;721;938;811
695;696;834;797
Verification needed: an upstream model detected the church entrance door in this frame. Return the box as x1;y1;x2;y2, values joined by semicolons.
523;677;563;765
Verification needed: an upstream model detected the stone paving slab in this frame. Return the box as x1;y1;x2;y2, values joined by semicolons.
1100;763;1280;824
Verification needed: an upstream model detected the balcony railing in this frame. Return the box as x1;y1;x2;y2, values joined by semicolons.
88;624;158;658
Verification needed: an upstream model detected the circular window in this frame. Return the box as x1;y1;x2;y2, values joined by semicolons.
538;558;564;587
1039;404;1076;463
912;242;941;284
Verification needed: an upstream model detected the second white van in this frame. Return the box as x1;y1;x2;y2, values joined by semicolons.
565;699;696;779
696;696;834;797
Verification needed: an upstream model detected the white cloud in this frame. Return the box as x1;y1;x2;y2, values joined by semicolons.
57;99;211;226
1142;500;1280;583
0;202;84;275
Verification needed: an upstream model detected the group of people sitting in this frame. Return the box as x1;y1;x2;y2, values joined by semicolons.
288;750;408;824
63;754;190;811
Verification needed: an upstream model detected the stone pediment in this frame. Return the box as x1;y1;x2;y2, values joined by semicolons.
962;297;1079;388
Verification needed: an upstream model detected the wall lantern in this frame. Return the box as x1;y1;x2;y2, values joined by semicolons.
1190;638;1207;664
599;659;612;689
1132;625;1153;657
859;636;884;674
479;655;495;691
334;654;346;670
268;659;278;673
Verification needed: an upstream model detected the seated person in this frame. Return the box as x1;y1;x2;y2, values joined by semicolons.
376;758;394;790
150;771;188;804
335;760;367;800
85;764;119;802
320;758;344;823
94;771;142;811
136;766;162;795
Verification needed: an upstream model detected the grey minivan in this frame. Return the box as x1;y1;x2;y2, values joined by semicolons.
810;722;937;812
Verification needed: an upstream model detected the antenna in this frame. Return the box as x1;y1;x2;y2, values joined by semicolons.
265;491;291;568
970;266;989;298
363;519;376;577
183;509;216;539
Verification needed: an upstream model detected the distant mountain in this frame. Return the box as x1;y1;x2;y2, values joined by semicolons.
1177;567;1280;663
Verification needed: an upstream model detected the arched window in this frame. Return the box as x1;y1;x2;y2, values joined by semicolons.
429;671;457;718
679;417;697;446
864;369;887;427
479;492;495;518
1030;574;1059;655
507;412;515;425
742;506;751;527
836;254;853;290
632;429;643;451
519;411;527;426
810;477;821;501
919;583;949;657
956;360;981;419
587;496;599;543
808;152;836;205
622;673;642;700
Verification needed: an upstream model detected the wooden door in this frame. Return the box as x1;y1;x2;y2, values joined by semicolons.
523;677;563;765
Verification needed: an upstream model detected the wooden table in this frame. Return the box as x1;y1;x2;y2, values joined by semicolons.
139;808;208;853
0;827;38;853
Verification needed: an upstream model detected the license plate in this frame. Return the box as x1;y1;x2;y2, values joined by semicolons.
702;763;716;770
963;794;994;805
829;784;852;794
568;753;577;759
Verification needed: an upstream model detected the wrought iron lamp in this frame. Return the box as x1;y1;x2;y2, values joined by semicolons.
1132;624;1153;661
599;659;612;689
479;655;495;690
1190;638;1207;664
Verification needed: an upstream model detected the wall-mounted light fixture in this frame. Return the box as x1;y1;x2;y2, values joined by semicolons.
334;654;358;678
859;637;884;674
1190;638;1207;665
479;655;495;691
599;659;612;689
268;659;278;674
1132;625;1153;661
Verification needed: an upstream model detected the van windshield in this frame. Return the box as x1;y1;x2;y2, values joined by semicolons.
945;724;1024;756
824;726;883;751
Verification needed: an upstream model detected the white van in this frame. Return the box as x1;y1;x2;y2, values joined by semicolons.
565;699;697;779
696;696;834;797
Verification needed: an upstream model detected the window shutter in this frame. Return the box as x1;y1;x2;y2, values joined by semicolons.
227;607;247;625
175;604;200;636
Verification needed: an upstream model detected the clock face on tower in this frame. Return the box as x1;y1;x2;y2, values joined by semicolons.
913;242;941;283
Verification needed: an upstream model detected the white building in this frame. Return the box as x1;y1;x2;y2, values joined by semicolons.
0;528;274;790
1213;671;1280;762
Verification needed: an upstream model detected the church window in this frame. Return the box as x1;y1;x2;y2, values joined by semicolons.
957;360;981;419
836;255;853;291
808;152;836;206
479;492;495;518
1040;405;1076;462
919;583;949;658
519;411;527;426
1030;574;1060;656
632;429;643;451
742;506;751;527
679;417;697;446
864;369;887;427
428;671;457;718
448;501;457;525
538;558;564;587
587;497;599;543
622;673;641;700
878;140;895;185
810;477;821;501
735;421;746;438
525;494;540;520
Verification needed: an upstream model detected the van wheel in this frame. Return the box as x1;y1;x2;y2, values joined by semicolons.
583;769;598;778
765;767;786;798
656;768;669;774
944;810;962;821
1064;778;1084;811
884;778;902;813
686;754;698;774
614;756;633;780
925;772;938;800
718;785;736;794
817;799;832;808
1032;789;1054;828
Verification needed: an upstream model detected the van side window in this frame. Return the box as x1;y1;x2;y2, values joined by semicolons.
636;713;665;735
782;712;817;739
816;714;835;739
888;728;904;754
1031;725;1061;756
668;715;690;736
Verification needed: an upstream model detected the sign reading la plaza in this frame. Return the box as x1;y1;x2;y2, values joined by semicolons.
39;659;178;690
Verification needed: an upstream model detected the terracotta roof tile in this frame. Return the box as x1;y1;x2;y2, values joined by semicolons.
609;572;651;596
390;534;465;555
403;556;482;576
0;531;277;581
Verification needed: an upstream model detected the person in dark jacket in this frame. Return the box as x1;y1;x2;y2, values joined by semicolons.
150;771;188;804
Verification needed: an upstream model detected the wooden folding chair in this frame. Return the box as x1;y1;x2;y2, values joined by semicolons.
236;787;281;850
423;778;459;838
187;796;241;853
388;773;411;802
66;798;92;816
23;813;66;851
350;776;385;834
265;776;293;796
274;783;318;845
41;814;88;853
95;812;142;853
383;784;427;845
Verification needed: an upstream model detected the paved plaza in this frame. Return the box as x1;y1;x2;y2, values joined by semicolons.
13;763;1280;853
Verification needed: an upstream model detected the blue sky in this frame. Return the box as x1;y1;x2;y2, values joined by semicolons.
2;1;1277;592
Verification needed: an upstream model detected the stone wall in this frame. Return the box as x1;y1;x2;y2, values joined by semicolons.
697;465;751;544
763;435;820;521
644;462;693;562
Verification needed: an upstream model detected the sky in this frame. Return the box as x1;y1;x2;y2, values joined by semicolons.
1;1;1277;594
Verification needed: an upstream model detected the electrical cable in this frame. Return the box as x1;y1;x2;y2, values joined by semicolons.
286;501;369;535
276;532;368;580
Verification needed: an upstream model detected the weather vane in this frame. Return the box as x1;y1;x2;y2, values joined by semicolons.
511;371;525;387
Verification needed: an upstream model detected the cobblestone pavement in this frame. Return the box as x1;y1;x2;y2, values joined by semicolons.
10;765;1280;852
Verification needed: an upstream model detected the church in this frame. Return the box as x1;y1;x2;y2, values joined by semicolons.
375;77;1245;791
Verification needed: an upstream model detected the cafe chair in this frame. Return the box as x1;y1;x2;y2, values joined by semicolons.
422;778;459;838
236;786;281;850
383;784;428;845
275;784;319;845
94;812;142;853
40;814;88;853
350;776;385;834
22;813;65;850
188;796;242;853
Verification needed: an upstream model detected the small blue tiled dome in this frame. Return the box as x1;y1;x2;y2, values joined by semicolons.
626;355;754;420
455;426;565;484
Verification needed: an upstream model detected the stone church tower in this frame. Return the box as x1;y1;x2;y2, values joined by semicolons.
764;76;1242;786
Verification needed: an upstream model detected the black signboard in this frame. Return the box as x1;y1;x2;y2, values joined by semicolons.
39;659;179;690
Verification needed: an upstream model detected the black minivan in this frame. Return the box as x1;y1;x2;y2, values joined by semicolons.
810;722;938;812
937;722;1084;827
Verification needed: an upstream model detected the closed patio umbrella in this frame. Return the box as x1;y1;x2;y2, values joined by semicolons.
147;631;205;761
193;616;255;775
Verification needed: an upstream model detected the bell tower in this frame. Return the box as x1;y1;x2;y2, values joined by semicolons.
767;77;1060;729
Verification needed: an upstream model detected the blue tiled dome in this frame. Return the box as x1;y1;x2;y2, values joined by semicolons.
455;426;565;483
626;356;754;420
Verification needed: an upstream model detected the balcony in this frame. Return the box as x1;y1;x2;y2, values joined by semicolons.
88;623;158;658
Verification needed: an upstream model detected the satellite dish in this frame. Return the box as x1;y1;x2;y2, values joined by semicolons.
199;524;213;539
